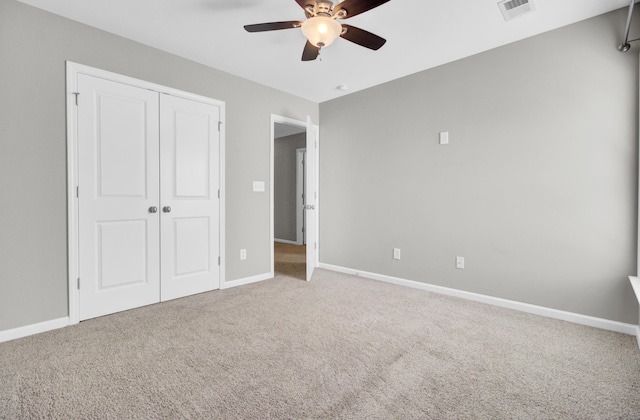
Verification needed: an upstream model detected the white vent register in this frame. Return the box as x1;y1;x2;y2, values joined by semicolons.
498;0;535;21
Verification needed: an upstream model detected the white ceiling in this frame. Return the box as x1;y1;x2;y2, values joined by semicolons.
17;0;630;102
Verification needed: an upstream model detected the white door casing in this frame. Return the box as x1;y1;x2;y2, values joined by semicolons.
160;94;220;301
77;74;161;320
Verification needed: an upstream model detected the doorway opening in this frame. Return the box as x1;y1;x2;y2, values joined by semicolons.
270;114;318;282
273;122;307;280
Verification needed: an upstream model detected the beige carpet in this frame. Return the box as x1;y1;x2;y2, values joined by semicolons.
1;268;639;419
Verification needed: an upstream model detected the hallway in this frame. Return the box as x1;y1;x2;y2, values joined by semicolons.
274;242;306;280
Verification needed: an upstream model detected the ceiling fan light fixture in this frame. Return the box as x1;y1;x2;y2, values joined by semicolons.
301;16;342;48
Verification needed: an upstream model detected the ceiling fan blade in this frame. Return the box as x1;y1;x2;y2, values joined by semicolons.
295;0;317;10
295;0;317;18
244;21;302;32
333;0;391;19
302;41;320;61
340;24;386;50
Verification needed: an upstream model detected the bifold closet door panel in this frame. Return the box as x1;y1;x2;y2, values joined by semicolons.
159;94;221;301
77;74;161;321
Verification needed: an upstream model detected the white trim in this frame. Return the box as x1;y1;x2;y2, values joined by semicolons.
218;101;227;291
66;63;80;325
320;263;638;336
221;272;272;289
313;125;320;268
275;238;299;245
0;317;69;344
629;276;640;349
66;62;226;321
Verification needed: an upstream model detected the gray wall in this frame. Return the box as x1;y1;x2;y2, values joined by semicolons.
275;133;306;242
319;8;639;324
0;0;317;331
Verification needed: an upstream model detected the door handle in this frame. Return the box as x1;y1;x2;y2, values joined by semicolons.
149;206;158;213
163;206;172;213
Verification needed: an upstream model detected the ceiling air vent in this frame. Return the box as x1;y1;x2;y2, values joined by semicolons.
498;0;535;21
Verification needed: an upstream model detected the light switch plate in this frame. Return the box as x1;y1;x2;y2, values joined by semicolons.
439;132;449;145
253;181;265;192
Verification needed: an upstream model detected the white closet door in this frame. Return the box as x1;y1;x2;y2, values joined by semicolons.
77;74;161;320
160;94;220;301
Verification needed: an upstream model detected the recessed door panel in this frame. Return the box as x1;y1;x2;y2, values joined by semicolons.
161;94;220;301
174;111;210;198
98;220;148;289
174;217;210;276
97;93;148;198
78;74;160;320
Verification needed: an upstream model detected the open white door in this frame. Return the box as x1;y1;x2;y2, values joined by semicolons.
305;116;317;281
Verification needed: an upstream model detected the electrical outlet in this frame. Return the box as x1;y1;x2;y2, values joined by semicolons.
240;249;247;260
393;248;401;260
456;256;465;269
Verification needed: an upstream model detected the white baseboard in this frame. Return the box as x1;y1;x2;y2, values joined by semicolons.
0;317;69;344
320;263;638;336
221;272;272;290
274;238;300;245
3;271;635;345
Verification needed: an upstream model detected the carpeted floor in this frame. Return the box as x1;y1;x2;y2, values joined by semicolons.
1;268;639;419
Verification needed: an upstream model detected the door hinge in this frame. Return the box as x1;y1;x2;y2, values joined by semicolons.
218;256;221;266
315;242;317;250
218;121;222;131
72;92;79;106
218;189;220;199
76;186;79;198
77;278;80;290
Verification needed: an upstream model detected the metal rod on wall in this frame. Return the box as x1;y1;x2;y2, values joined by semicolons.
619;0;637;52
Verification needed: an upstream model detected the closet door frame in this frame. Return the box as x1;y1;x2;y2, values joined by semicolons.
66;62;226;325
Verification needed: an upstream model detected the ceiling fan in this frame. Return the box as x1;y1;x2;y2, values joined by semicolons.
244;0;391;61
